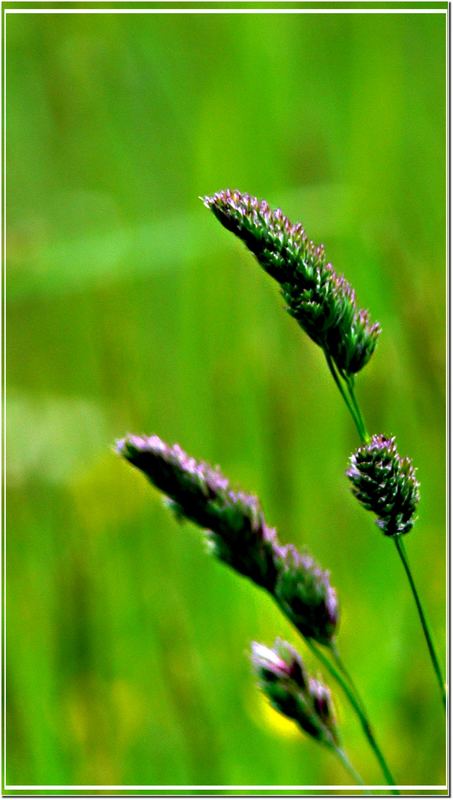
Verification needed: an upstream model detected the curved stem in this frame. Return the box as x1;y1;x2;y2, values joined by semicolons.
343;387;446;708
345;375;369;442
339;381;446;711
329;642;398;789
329;641;367;717
305;639;399;792
334;745;366;787
394;536;446;708
324;352;364;441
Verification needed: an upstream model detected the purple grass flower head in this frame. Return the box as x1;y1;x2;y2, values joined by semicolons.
117;435;340;647
202;189;381;375
252;639;307;687
116;434;278;590
346;434;420;537
251;639;339;748
116;436;338;644
273;545;339;645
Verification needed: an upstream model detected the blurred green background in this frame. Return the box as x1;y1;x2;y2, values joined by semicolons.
6;6;446;790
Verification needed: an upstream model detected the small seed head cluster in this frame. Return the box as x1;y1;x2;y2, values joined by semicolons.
117;434;278;591
202;190;380;376
274;545;338;645
347;434;420;537
117;434;338;645
251;639;339;748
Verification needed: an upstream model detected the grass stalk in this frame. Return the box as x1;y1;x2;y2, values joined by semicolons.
334;376;446;711
324;352;365;441
306;639;398;792
394;536;446;708
334;745;366;787
345;375;369;442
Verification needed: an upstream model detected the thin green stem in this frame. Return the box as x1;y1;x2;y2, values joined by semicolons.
306;639;399;792
324;352;364;440
328;642;397;788
323;354;444;767
339;383;446;711
334;745;366;787
394;537;446;708
329;641;367;717
344;376;369;442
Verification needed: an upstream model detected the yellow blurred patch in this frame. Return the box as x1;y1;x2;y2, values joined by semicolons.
68;452;157;532
247;689;301;740
111;678;146;745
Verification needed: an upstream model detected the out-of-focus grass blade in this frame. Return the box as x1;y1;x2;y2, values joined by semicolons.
7;183;355;301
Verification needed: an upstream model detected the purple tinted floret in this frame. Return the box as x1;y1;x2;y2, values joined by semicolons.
273;544;339;645
117;433;339;645
347;434;420;537
251;638;338;748
116;434;278;590
203;190;381;375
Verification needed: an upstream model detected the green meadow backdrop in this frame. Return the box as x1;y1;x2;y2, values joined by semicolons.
6;6;446;789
